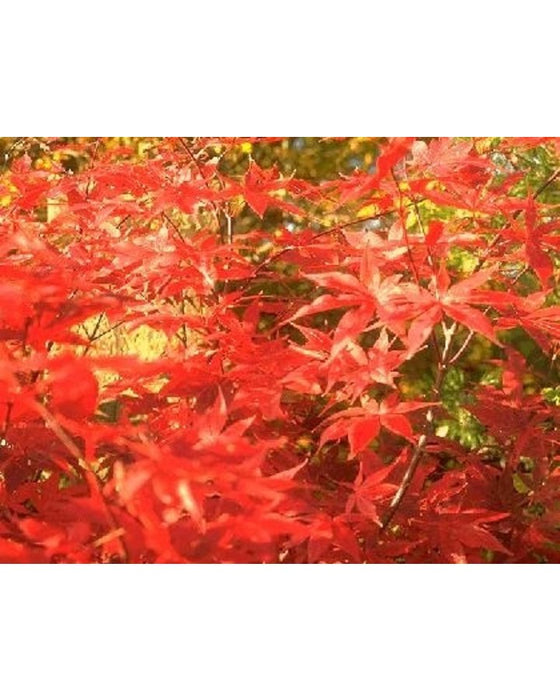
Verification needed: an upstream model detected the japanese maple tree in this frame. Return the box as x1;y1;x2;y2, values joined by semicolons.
1;136;559;563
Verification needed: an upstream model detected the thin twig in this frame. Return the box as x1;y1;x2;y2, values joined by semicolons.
177;137;223;234
309;199;426;244
34;400;129;561
380;435;428;530
82;313;106;356
163;212;186;243
391;167;442;364
1;402;13;442
534;166;560;199
381;321;457;531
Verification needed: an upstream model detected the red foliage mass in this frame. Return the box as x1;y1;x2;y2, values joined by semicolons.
1;136;560;563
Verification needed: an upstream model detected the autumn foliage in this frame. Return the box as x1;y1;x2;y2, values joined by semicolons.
1;136;560;563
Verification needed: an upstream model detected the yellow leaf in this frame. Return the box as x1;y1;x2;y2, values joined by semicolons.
357;204;377;218
513;474;531;495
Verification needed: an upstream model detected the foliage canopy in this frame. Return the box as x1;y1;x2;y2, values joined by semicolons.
1;136;560;562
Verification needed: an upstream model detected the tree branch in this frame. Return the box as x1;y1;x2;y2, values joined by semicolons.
381;321;457;531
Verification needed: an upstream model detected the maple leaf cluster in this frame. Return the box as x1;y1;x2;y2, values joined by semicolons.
1;136;559;563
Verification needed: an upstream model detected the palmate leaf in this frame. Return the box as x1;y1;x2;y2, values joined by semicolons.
346;464;397;524
418;510;512;562
320;397;432;458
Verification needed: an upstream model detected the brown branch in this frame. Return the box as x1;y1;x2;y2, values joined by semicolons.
1;402;13;442
81;313;106;357
309;199;426;243
534;165;560;199
381;321;457;531
381;434;428;531
163;212;186;243
34;400;129;561
177;137;223;236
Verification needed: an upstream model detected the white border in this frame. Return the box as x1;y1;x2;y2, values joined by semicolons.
2;2;556;135
1;565;558;698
